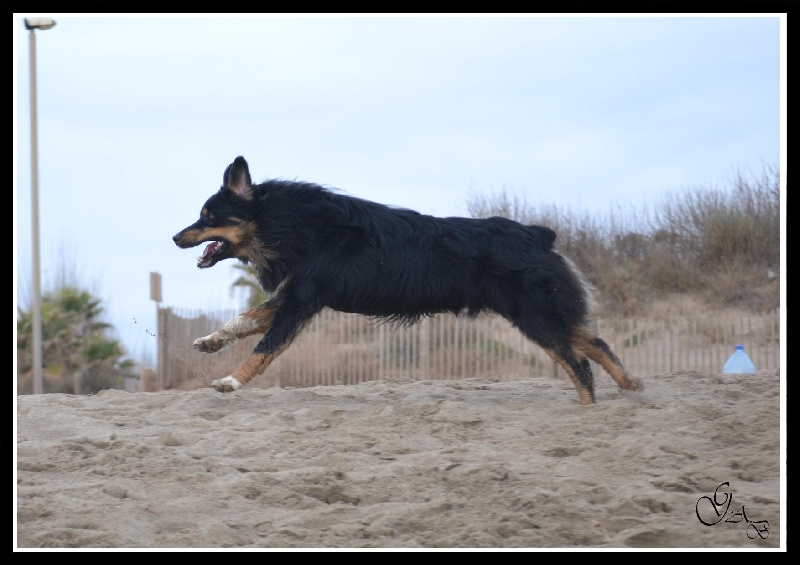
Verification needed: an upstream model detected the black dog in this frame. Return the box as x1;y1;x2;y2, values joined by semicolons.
173;156;643;404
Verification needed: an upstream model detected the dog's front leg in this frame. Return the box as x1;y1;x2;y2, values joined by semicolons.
211;301;317;393
194;302;278;353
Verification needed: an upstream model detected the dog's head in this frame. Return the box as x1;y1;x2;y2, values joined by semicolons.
172;156;259;269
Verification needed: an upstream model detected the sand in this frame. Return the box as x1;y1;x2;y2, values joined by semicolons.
15;368;784;550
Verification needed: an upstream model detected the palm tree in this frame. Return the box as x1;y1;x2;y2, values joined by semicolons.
16;286;133;394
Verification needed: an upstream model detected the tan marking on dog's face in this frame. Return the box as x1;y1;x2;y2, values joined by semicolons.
204;225;250;246
176;221;252;248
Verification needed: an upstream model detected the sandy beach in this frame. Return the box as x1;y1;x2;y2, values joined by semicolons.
15;367;783;550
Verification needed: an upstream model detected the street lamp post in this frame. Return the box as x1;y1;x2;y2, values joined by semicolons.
25;17;56;394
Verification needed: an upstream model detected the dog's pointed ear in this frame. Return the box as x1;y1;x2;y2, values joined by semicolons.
222;156;254;199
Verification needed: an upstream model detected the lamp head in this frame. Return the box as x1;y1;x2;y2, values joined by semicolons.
24;18;57;31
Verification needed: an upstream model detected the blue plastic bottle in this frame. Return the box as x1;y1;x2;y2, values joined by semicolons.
722;344;756;374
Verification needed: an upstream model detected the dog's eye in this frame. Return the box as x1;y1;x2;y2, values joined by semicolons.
203;212;215;223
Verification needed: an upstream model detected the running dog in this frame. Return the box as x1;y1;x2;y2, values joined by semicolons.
172;156;643;404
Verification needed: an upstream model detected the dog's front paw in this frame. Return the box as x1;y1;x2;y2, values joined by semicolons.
210;376;243;393
194;333;225;353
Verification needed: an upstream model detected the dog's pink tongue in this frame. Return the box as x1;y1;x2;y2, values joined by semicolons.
202;242;218;258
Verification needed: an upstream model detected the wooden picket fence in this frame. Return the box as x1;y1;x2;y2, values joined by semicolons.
149;306;781;391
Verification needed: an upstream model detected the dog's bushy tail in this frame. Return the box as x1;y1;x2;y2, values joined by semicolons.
560;253;598;325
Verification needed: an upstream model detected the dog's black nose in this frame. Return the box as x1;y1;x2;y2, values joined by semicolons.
172;233;181;244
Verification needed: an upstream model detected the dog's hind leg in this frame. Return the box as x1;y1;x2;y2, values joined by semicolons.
573;327;644;392
543;346;596;405
510;311;596;404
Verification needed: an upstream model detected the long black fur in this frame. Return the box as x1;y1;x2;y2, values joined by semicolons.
173;156;643;403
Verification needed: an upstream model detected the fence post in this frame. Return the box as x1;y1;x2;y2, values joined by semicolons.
140;366;156;392
156;306;167;390
420;317;429;380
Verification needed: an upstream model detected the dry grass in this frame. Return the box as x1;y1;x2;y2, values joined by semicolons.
466;164;780;317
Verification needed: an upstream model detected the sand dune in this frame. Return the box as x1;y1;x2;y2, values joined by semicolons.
16;368;783;550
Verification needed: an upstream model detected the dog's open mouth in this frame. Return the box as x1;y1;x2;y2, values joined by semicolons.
198;240;226;268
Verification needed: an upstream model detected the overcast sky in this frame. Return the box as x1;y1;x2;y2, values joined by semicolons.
14;13;784;368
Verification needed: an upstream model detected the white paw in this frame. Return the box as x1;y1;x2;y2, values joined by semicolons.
211;376;242;393
194;333;225;353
